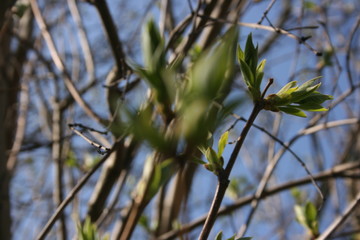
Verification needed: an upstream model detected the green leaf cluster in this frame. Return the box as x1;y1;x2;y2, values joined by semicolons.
127;25;239;152
77;217;109;240
237;33;266;101
179;28;238;144
264;77;333;117
130;19;175;120
199;131;229;175
294;202;319;237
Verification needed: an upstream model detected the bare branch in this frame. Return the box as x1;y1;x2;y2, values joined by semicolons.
197;14;323;56
345;15;360;88
317;191;360;240
30;0;106;125
67;0;95;82
158;161;360;240
93;0;128;78
36;142;120;240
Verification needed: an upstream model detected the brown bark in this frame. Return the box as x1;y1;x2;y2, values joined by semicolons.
0;6;33;240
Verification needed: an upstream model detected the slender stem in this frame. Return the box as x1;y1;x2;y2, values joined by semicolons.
198;79;273;239
198;103;263;240
36;141;120;240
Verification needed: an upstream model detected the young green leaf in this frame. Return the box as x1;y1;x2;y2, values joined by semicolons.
217;131;229;158
142;19;165;71
305;202;317;223
296;103;328;112
244;33;258;73
126;104;171;153
77;217;107;240
256;59;266;73
215;231;223;240
239;60;255;88
296;77;322;92
205;147;220;166
294;202;319;237
189;157;207;165
305;202;319;235
294;205;307;227
278;106;307;118
276;81;298;97
238;33;265;101
237;45;244;63
297;92;333;105
264;77;332;118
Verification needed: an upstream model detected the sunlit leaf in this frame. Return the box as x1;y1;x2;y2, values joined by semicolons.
255;71;264;90
294;205;307;227
297;92;333;105
256;59;266;73
237;45;244;62
278;106;307;118
296;103;328;112
276;81;298;97
217;131;229;158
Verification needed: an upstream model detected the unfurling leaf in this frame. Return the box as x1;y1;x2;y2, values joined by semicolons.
238;33;266;101
265;77;333;118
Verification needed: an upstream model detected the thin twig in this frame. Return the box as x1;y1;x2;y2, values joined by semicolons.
35;142;120;240
198;104;262;240
237;117;360;237
258;0;277;24
317;191;360;240
68;124;110;154
197;14;322;56
67;0;95;82
158;161;360;240
261;78;273;98
68;123;108;135
93;0;128;78
344;15;360;88
30;0;105;125
216;100;323;197
7;79;29;173
300;118;359;136
52;101;67;240
198;80;273;239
